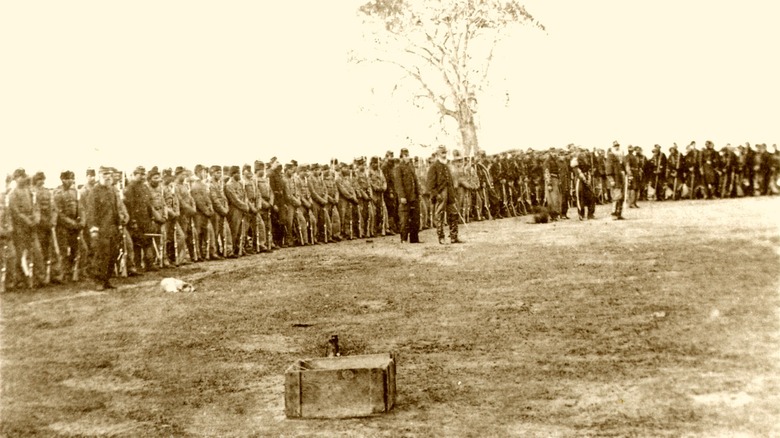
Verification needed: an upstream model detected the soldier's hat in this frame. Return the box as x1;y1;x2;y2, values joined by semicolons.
60;170;75;180
399;148;410;158
147;166;160;178
612;140;620;147
242;164;251;173
321;164;330;171
290;160;298;167
85;168;96;177
134;166;146;176
98;166;113;175
209;165;221;173
162;168;173;177
670;144;678;151
194;164;205;174
254;160;264;172
354;157;365;166
174;166;186;176
385;150;394;158
370;156;379;165
222;165;231;174
229;165;240;176
311;163;320;170
653;144;661;150
32;171;46;183
283;163;294;171
436;145;447;154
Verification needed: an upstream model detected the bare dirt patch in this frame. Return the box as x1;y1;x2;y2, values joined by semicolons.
2;197;779;437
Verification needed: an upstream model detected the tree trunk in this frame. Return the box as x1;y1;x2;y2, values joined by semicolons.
459;120;479;157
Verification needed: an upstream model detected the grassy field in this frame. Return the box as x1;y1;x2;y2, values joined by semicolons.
2;197;779;437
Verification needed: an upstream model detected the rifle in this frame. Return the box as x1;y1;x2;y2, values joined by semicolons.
507;185;518;217
47;226;62;284
117;226;128;277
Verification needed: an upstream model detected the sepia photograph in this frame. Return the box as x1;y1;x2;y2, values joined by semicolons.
1;0;779;436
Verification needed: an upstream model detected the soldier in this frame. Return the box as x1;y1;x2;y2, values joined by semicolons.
427;145;463;244
593;148;608;204
701;140;721;199
336;163;358;240
208;165;230;257
175;167;197;262
393;148;421;243
308;164;331;243
719;144;738;198
254;161;273;251
191;164;215;260
85;167;121;291
242;164;260;253
53;171;83;284
161;168;182;266
380;151;398;234
124;166;157;271
353;159;371;238
650;144;667;201
475;152;495;220
684;141;701;199
634;146;648;201
1;179;15;291
606;141;626;220
755;143;773;196
626;146;641;208
112;168;134;277
283;163;306;246
296;165;317;244
268;159;289;248
322;164;342;242
9;170;44;288
224;165;249;257
32;172;60;284
559;147;572;218
571;147;596;220
147;167;168;267
667;144;683;200
417;157;432;229
543;149;562;220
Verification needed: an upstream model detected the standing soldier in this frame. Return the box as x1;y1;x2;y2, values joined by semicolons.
701;140;721;199
308;164;331;243
427;145;462;244
626;146;641;208
336;163;358;241
323;164;342;242
9;171;44;288
191;165;215;260
667;144;683;200
1;179;15;291
297;165;317;244
254;161;273;251
85;167;121;291
368;157;388;235
417;157;432;229
32;172;60;284
241;164;260;253
650;145;667;201
381;152;398;234
393;148;422;243
571;147;596;220
606;141;626;220
161;168;181;266
208;165;230;257
268;160;289;248
719;144;738;198
283;163;305;246
147;167;167;267
634;146;648;201
175;167;197;262
224;166;249;257
543;149;562;220
755;143;773;196
125;166;157;272
558;148;572;219
684;141;701;199
353;159;371;238
54;171;84;284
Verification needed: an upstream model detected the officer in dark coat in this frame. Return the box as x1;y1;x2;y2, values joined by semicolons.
86;167;120;290
393;148;421;243
427;145;462;244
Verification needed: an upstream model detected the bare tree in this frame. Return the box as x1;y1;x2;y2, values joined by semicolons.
355;0;544;156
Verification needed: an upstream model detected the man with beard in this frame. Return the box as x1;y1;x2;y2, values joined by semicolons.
427;145;463;244
393;148;422;243
85;167;121;290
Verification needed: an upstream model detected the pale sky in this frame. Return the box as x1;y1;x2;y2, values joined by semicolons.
2;0;778;184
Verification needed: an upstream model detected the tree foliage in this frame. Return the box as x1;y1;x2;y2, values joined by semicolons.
356;0;544;155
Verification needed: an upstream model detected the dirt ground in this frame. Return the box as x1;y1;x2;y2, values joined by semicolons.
1;197;779;437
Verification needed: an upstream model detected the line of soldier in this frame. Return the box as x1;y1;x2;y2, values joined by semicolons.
1;141;777;291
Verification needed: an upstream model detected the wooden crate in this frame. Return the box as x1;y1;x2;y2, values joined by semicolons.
285;353;396;419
